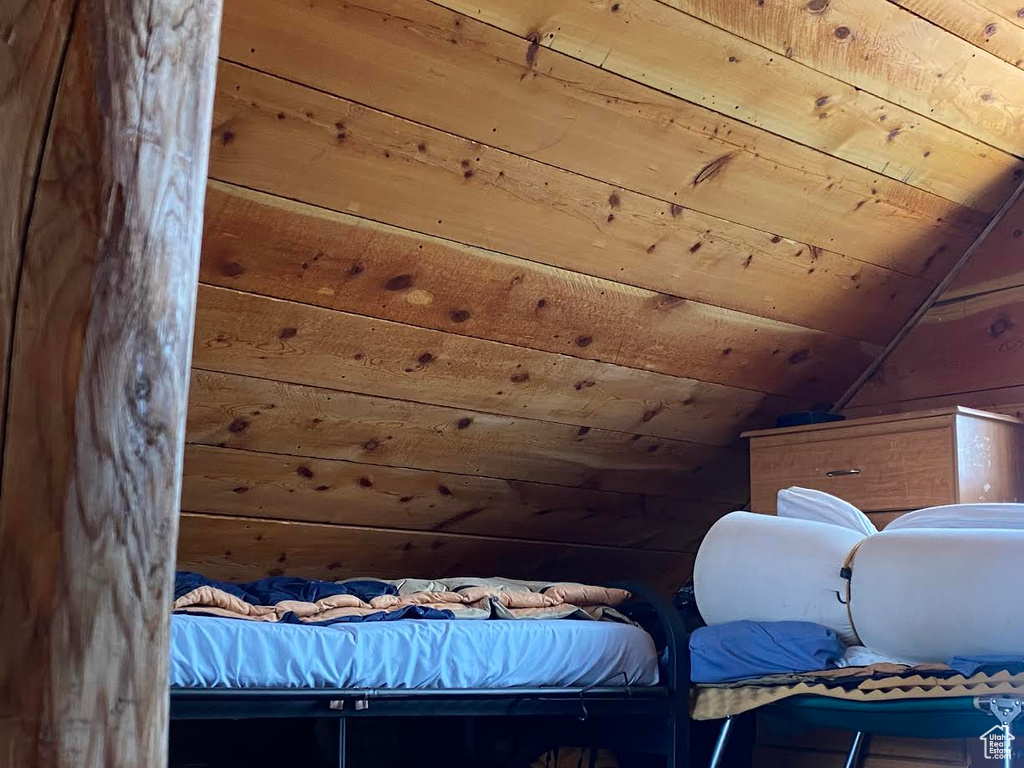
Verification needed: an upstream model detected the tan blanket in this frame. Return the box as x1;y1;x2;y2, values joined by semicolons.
174;575;633;625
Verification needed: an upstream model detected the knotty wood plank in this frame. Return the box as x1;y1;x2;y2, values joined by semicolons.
944;198;1024;300
177;512;695;591
182;444;730;551
0;1;221;765
208;61;948;339
892;0;1024;70
201;182;877;403
849;284;1024;407
194;284;795;445
665;0;1024;156
186;369;748;501
219;0;981;279
967;0;1024;29
430;0;1021;214
0;0;74;473
844;385;1024;420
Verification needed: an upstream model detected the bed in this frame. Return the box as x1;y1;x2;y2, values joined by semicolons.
691;654;1024;768
168;579;691;768
171;613;659;690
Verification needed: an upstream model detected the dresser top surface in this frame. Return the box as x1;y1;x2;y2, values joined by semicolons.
741;406;1024;440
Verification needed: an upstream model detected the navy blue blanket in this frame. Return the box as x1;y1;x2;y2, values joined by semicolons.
174;572;454;625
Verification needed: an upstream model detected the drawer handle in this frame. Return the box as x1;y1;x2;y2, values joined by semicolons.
825;468;861;478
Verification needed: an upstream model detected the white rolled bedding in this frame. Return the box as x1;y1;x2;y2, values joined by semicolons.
694;489;1024;663
694;510;863;645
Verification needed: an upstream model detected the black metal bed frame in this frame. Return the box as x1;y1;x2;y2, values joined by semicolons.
169;581;691;767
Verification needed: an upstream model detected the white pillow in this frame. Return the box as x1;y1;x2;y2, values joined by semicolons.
777;487;877;536
884;503;1024;531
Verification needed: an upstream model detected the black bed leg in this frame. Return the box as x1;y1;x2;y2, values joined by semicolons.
337;717;347;768
668;711;690;768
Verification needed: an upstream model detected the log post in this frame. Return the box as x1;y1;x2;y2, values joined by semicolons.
0;1;222;766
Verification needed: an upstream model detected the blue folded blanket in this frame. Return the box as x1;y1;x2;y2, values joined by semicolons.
947;656;1024;676
690;620;844;683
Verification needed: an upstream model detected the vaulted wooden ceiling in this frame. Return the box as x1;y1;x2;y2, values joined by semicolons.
177;0;1024;587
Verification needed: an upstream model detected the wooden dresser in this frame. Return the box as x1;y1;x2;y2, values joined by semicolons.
742;407;1024;527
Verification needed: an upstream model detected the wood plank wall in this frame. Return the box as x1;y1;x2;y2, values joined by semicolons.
847;193;1024;419
0;0;76;480
179;0;1024;592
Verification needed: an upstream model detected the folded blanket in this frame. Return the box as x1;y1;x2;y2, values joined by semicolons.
174;572;633;625
689;621;845;683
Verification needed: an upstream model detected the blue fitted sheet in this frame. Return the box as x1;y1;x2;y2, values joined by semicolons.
170;614;660;690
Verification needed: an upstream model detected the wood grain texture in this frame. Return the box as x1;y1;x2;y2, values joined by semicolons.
177;512;696;591
0;0;75;474
954;412;1024;503
756;746;966;768
0;1;221;765
219;0;982;275
867;511;906;528
844;194;1024;420
750;409;1024;516
207;61;951;342
944;197;1024;299
759;724;967;765
431;0;1022;213
201;182;876;404
182;445;730;551
850;283;1024;406
186;370;748;501
193;284;787;445
666;0;1024;156
844;385;1024;420
966;0;1024;29
892;0;1024;70
749;423;957;512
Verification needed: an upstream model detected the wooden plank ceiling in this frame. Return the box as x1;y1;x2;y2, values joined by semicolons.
178;0;1024;588
846;193;1024;418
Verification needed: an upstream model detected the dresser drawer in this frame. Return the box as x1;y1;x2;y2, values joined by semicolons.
750;426;956;513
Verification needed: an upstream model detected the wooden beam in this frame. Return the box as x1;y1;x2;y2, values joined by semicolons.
664;0;1024;155
208;61;965;326
430;0;1022;211
177;512;695;592
0;2;221;766
219;0;986;275
186;369;749;501
201;182;874;403
182;444;730;551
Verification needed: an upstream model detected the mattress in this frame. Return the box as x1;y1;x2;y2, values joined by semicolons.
170;614;660;690
691;664;1024;720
